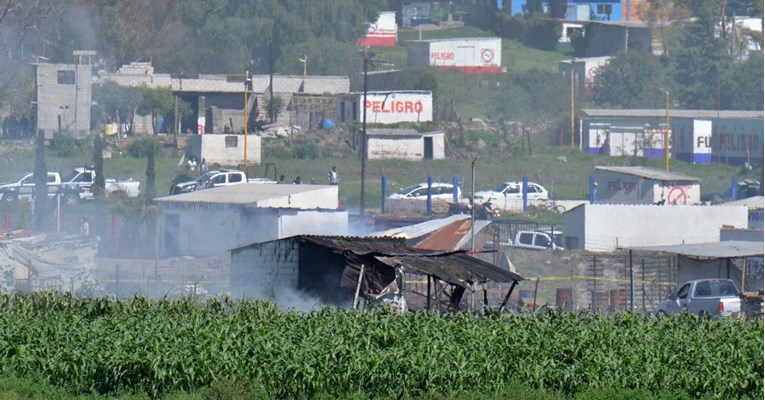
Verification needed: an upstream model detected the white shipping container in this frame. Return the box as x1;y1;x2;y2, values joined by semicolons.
408;37;502;73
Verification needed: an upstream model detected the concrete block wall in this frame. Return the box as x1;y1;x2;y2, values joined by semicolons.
36;63;92;139
230;239;299;298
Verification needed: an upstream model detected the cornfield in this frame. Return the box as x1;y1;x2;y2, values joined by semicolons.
0;293;761;399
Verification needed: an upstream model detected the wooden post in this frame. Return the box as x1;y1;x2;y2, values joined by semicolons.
500;280;519;310
532;277;540;311
741;257;747;292
426;275;431;311
352;265;365;309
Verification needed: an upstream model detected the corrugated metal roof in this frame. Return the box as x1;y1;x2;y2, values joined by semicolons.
366;128;443;137
375;253;523;285
366;215;470;239
299;235;440;256
628;240;764;258
300;235;523;283
414;219;492;251
723;196;764;210
594;166;700;182
582;109;763;119
155;183;334;205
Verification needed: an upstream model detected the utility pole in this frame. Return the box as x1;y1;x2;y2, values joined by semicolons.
664;91;670;171
570;56;575;147
470;156;477;252
269;39;275;123
244;71;250;177
360;48;369;217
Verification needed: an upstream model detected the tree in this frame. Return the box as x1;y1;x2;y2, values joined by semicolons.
92;133;106;237
145;139;156;204
548;0;569;19
33;129;49;231
593;51;668;108
664;0;729;109
135;86;175;134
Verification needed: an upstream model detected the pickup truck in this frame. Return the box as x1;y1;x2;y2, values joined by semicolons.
59;167;141;205
0;172;62;202
658;278;741;318
170;169;276;195
512;230;564;250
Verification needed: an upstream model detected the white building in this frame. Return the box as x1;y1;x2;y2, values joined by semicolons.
593;166;701;206
357;11;397;47
337;91;433;124
407;37;502;74
365;128;444;160
563;204;748;252
154;184;347;257
35;51;96;139
186;134;261;166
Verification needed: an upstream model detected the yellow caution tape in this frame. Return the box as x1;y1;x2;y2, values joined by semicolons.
405;276;675;286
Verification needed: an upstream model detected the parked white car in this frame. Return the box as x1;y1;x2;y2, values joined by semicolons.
473;181;549;203
388;182;461;201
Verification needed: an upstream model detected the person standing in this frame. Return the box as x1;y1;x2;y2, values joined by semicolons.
81;217;90;236
200;158;208;173
327;166;338;185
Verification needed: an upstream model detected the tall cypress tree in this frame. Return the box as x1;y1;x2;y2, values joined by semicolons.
93;134;106;236
145;139;156;204
33;129;49;231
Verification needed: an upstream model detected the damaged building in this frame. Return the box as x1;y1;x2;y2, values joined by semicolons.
230;235;523;312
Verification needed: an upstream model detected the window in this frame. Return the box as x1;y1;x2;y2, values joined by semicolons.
229;173;242;183
57;71;75;85
47;174;58;183
677;284;690;299
596;4;612;15
518;233;534;245
75;173;92;183
225;135;238;148
534;234;551;248
211;175;226;185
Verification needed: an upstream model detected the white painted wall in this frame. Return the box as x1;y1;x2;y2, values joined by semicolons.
187;134;261;166
254;186;339;209
563;204;749;252
164;205;346;257
593;170;701;205
367;133;444;160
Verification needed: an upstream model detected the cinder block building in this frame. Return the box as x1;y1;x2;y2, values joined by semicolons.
34;51;95;139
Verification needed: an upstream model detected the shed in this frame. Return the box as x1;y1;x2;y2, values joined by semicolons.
364;128;445;160
593;166;701;205
723;196;764;230
154;184;347;257
230;235;523;311
563;203;749;252
629;240;764;292
581;109;763;166
407;37;502;74
186;134;261;166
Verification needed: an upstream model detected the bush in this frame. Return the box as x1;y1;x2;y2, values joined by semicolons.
49;131;80;157
291;140;319;160
127;136;158;158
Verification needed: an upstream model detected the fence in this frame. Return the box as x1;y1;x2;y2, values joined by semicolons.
1;199;159;259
